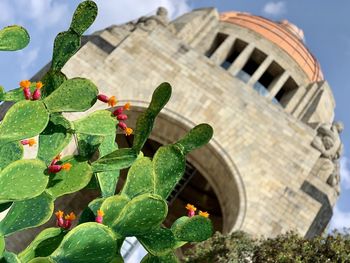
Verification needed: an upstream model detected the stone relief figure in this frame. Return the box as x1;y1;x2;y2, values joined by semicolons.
118;7;172;33
311;121;344;194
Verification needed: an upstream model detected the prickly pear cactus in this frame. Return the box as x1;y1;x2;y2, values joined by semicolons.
0;1;214;262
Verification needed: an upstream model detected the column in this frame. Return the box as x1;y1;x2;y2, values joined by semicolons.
266;71;290;100
210;36;236;65
247;56;273;86
227;43;255;76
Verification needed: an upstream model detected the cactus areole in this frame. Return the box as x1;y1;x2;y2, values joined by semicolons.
0;1;214;262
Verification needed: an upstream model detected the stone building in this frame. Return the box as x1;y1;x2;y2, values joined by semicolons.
2;7;343;257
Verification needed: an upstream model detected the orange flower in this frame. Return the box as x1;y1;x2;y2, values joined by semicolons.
19;80;31;89
108;96;117;107
65;212;76;221
35;81;43;89
125;127;133;136
61;163;72;171
123;102;131;110
28;138;36;147
97;210;104;217
55;210;64;219
199;211;209;218
185;204;197;212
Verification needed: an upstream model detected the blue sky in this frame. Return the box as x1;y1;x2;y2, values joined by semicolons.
0;0;349;232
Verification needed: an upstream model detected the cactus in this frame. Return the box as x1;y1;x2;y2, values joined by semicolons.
38;113;72;165
45;156;93;198
0;142;23;171
0;192;54;236
0;160;48;202
0;1;214;261
0;100;49;146
18;228;65;262
0;25;29;51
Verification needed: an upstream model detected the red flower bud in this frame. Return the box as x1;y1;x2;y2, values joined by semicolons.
117;114;128;121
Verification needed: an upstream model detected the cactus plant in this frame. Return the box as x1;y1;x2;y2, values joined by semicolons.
0;1;214;262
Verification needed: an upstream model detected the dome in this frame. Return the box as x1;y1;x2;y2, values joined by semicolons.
220;12;323;82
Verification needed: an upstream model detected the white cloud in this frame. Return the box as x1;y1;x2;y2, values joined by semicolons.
329;205;350;232
262;1;287;17
18;47;40;79
0;0;69;30
340;156;350;189
90;0;191;32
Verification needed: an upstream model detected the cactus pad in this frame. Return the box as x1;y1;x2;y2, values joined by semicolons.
171;216;213;242
0;192;54;236
100;195;130;227
133;82;172;153
46;156;93;198
122;157;154;198
41;70;67;97
91;148;137;172
43;78;98;113
176;124;213;154
0;159;48;202
73;110;116;136
18;228;65;262
111;193;168;236
50;223;118;263
0;25;30;51
70;1;98;35
38;113;73;164
0;142;23;170
0;100;49;146
152;145;186;199
51;31;80;71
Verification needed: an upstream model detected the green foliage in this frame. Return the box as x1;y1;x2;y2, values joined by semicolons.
0;1;214;261
183;230;350;263
0;26;29;51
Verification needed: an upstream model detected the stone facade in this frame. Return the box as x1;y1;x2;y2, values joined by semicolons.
1;7;343;248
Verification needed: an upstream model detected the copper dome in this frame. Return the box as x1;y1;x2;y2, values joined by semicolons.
220;12;323;82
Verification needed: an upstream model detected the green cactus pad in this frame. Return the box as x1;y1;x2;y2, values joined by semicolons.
138;227;178;256
70;1;98;35
43;78;98;113
152;145;186;199
76;134;104;158
97;171;120;197
0;100;49;146
0;159;48;202
111;193;168;236
0;142;23;170
97;134;119;197
50;223;118;263
18;228;65;262
0;236;4;257
0;192;54;236
38;113;73;164
98;134;117;157
0;25;30;51
122;157;154;198
100;195;130;227
73;110;116;136
133;82;172;153
91;148;137;172
140;252;179;263
176;124;213;155
46;156;93;198
171;216;213;242
0;251;21;263
28;258;54;263
51;31;80;71
42;70;67;97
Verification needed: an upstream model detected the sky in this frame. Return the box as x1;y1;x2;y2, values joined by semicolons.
0;0;349;247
